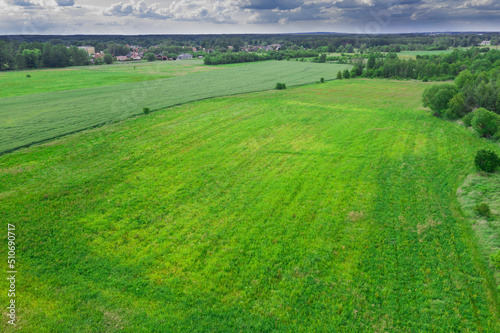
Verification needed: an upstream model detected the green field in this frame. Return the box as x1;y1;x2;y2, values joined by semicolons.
0;60;221;98
396;49;459;60
1;79;499;331
0;60;351;154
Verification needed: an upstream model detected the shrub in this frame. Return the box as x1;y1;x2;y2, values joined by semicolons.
26;74;31;78
275;83;286;90
103;54;113;64
337;71;342;79
145;53;156;62
491;250;500;270
343;69;350;79
474;149;499;173
143;107;151;114
471;108;500;138
463;111;475;127
320;77;325;83
447;93;468;119
422;76;428;82
475;203;491;218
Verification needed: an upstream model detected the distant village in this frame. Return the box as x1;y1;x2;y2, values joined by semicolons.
76;43;283;63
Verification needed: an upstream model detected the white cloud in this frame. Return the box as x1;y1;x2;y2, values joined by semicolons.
55;0;75;6
168;0;236;23
103;0;171;19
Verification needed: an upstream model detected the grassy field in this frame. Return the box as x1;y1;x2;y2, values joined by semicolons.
395;50;456;60
458;173;500;284
0;60;222;98
1;79;499;331
0;60;351;154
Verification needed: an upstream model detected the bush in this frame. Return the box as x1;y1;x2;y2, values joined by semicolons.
275;83;286;90
143;107;151;114
26;74;31;78
474;149;499;173
343;69;350;79
145;53;156;62
471;108;500;138
447;93;468;119
475;203;491;218
103;54;113;64
463;111;475;126
337;71;342;79
422;76;428;82
320;77;325;83
491;250;500;270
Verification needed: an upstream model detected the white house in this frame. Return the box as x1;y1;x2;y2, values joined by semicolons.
177;53;193;60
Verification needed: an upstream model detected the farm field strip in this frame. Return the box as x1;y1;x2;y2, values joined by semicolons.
0;61;352;154
1;79;498;331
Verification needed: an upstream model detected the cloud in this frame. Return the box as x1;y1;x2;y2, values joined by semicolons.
5;0;38;7
234;0;303;11
55;0;75;6
168;0;236;23
103;0;237;23
103;0;171;19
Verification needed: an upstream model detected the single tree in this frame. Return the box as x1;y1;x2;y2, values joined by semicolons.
103;54;113;64
471;108;500;138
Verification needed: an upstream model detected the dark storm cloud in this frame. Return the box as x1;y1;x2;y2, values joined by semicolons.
239;0;499;29
55;0;75;6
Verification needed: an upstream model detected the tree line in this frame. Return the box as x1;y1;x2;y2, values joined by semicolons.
0;41;91;70
422;58;500;140
203;50;319;65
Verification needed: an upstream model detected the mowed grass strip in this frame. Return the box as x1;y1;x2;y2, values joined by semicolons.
1;79;499;331
0;61;351;154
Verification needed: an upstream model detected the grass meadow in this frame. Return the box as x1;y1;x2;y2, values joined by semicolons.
0;60;351;154
0;60;220;98
1;79;499;331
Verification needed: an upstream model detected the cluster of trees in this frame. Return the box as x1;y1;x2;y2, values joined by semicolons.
423;67;500;139
0;41;91;70
351;48;500;81
203;50;318;65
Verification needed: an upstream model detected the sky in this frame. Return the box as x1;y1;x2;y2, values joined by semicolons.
0;0;499;35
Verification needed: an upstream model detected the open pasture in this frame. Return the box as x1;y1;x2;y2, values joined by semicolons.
0;60;351;154
1;79;498;331
0;60;220;98
396;49;458;60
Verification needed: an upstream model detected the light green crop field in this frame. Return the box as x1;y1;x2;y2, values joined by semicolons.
1;79;499;331
396;49;457;60
0;60;351;154
0;60;221;98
